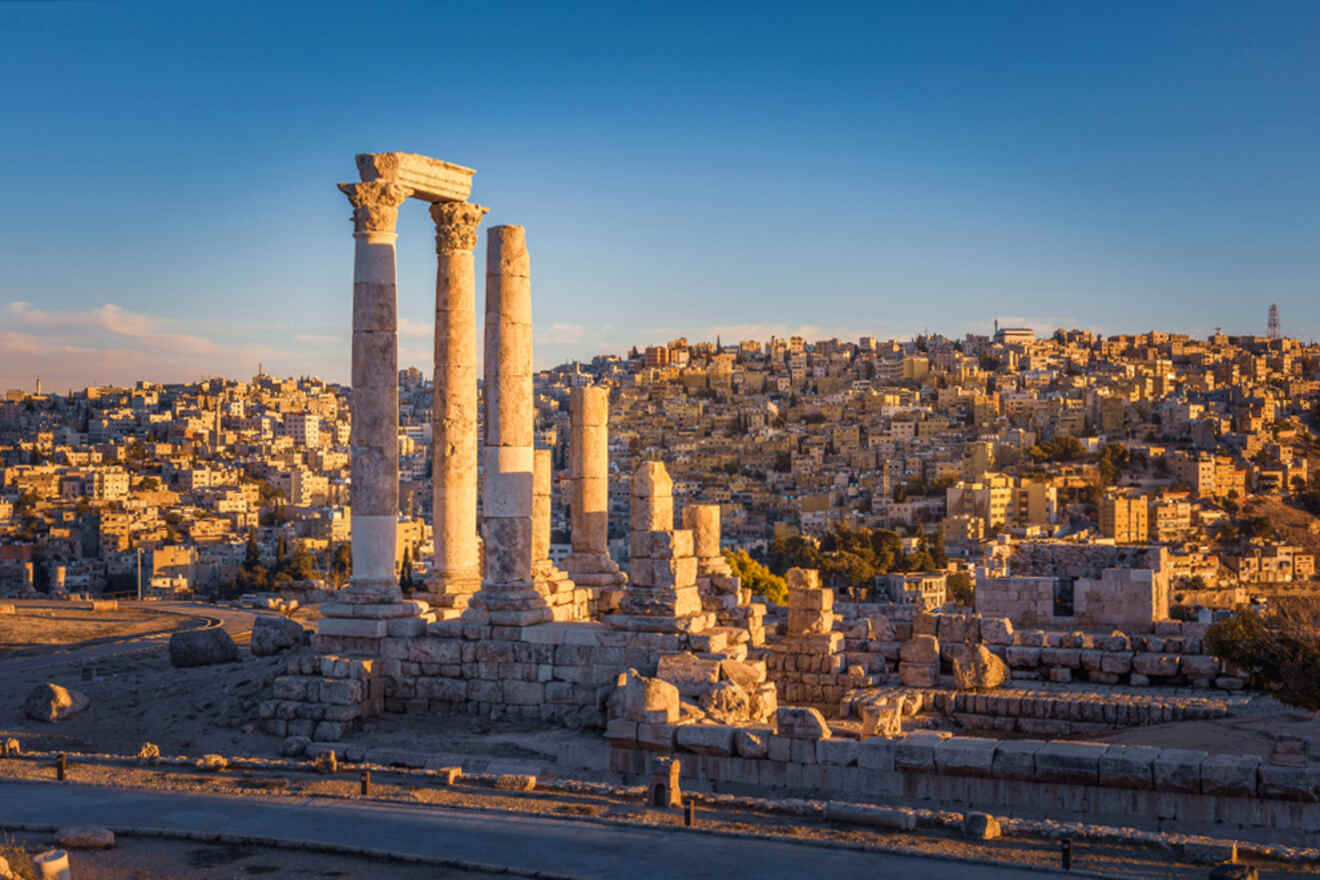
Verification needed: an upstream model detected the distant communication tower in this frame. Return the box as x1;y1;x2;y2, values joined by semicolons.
1267;304;1280;340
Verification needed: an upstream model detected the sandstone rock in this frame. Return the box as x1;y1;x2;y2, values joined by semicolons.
953;644;1008;691
748;682;778;722
2;737;19;756
735;730;767;758
495;773;536;791
250;615;307;656
612;669;679;723
700;680;750;723
1103;631;1131;652
23;683;89;723
282;736;311;757
656;652;721;697
56;826;115;849
963;811;1001;840
980;617;1014;644
898;662;937;688
0;855;11;880
136;742;160;762
169;627;240;667
861;704;901;738
776;706;831;739
196;754;228;771
900;634;940;664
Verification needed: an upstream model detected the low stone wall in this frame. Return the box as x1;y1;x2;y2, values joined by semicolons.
610;726;1320;845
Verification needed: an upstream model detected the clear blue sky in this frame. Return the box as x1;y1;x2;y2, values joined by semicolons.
2;1;1317;390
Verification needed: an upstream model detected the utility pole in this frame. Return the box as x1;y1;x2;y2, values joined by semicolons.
136;547;142;602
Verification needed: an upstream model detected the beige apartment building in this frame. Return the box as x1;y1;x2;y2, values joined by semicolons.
1100;490;1149;543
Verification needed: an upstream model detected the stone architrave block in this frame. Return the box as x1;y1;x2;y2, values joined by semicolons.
1034;741;1106;785
1180;654;1220;678
1199;753;1261;798
1099;744;1158;789
1154;748;1207;793
933;736;998;777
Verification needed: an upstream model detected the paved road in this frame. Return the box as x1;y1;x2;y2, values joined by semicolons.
0;601;265;674
0;782;1067;880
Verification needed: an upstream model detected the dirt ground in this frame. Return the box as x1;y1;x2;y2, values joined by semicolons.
0;606;195;657
0;831;514;880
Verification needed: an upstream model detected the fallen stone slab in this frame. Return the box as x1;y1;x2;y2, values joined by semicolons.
56;826;115;849
169;627;239;667
251;615;308;656
23;683;90;723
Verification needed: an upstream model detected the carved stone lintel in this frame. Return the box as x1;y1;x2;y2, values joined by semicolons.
338;180;414;235
431;202;489;254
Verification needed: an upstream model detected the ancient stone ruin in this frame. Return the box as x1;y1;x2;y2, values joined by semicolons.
258;154;1320;846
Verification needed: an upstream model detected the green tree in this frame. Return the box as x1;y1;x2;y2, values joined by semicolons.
331;542;352;586
946;572;974;606
399;546;414;592
724;549;787;605
1206;602;1320;710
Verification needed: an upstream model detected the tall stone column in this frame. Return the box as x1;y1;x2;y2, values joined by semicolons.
428;201;487;612
561;386;626;598
339;180;412;604
532;448;553;565
470;225;552;626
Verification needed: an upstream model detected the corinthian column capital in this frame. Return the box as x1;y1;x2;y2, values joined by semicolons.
431;202;489;253
338;180;414;235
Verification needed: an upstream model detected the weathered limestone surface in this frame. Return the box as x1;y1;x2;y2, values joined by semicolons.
561;385;627;605
338;179;411;605
428;201;487;610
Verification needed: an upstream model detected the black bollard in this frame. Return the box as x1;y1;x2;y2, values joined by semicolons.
56;752;67;781
360;769;371;796
684;801;695;827
1061;839;1072;870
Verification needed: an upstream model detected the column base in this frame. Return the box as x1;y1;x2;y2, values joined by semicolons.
341;577;404;604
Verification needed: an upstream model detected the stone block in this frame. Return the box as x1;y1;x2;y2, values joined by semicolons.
1100;653;1132;675
898;662;937;688
317;618;387;638
1132;652;1180;677
817;737;860;767
656;652;721;696
893;731;951;771
1005;646;1041;668
1199;753;1261;798
981;617;1014;644
1034;741;1106;785
675;724;736;756
1099;744;1158;789
899;634;940;664
933;736;998;777
1153;748;1206;793
775;706;831;739
637;723;677;751
1257;763;1320;801
857;737;898;771
735;730;767;758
